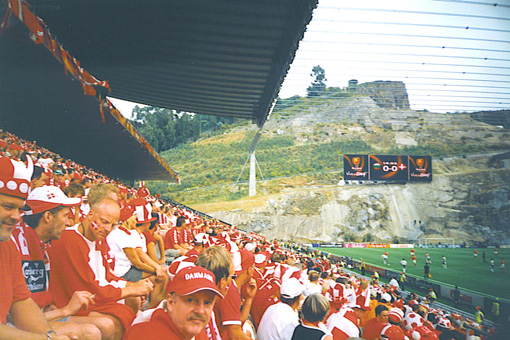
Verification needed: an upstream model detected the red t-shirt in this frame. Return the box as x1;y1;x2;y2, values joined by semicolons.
48;226;126;307
0;238;31;324
48;226;135;330
362;317;387;340
163;227;183;250
182;228;193;244
142;230;156;246
12;222;53;308
124;308;186;339
215;281;242;339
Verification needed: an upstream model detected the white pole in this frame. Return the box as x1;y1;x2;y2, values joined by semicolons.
249;152;256;197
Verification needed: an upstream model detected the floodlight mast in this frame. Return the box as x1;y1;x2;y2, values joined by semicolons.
236;98;276;196
236;128;264;197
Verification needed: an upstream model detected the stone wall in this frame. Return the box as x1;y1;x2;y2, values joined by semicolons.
357;80;410;110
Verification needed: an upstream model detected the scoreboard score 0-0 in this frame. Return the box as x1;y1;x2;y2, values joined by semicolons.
344;154;432;182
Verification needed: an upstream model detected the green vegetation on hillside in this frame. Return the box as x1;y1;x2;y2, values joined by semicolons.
138;89;509;205
155;130;375;203
150;120;506;204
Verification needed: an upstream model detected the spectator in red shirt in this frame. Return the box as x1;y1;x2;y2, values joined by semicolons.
0;156;70;340
195;245;236;340
15;185;109;340
144;212;166;265
215;249;257;340
125;266;224;340
164;215;191;262
48;197;154;340
362;304;389;340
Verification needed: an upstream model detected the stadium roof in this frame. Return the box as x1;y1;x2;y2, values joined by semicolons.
0;0;317;181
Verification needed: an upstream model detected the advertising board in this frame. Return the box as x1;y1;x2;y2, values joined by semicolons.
367;244;390;248
343;154;369;181
390;244;415;248
344;243;367;248
409;155;433;182
369;154;409;181
344;154;432;182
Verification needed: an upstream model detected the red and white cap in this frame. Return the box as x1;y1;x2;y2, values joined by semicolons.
167;257;196;279
0;156;33;199
193;233;209;246
254;252;269;266
326;281;348;307
437;317;451;329
380;324;407;340
233;249;255;274
353;295;371;311
389;308;404;323
403;312;424;330
130;198;156;224
25;185;81;215
167;265;224;298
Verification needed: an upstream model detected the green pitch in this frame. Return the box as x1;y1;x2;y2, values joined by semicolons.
319;247;510;300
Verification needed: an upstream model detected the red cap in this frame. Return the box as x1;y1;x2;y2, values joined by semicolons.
119;206;135;222
25;185;81;215
167;258;196;279
381;325;406;340
0;156;33;199
167;266;223;298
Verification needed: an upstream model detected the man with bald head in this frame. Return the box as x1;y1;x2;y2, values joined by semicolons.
49;197;154;340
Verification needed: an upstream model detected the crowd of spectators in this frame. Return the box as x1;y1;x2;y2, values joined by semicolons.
0;129;504;340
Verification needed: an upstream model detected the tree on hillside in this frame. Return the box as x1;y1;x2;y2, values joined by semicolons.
307;65;327;97
130;106;241;152
131;106;199;152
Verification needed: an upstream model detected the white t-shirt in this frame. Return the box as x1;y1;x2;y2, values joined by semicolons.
107;227;145;277
389;278;400;288
258;302;299;340
304;281;322;297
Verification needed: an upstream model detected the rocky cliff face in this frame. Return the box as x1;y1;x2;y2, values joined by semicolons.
209;156;510;245
208;95;510;245
183;83;510;245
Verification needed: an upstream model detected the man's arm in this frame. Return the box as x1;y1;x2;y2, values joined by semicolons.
240;279;257;323
120;278;154;299
136;249;166;282
43;291;95;322
5;298;70;340
124;247;156;273
224;325;252;340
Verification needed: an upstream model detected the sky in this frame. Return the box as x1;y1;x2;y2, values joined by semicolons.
110;0;510;117
278;0;510;113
